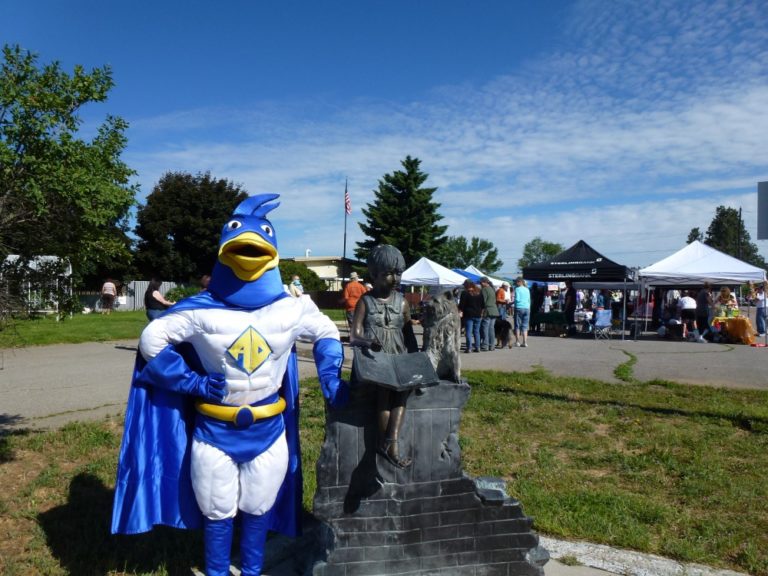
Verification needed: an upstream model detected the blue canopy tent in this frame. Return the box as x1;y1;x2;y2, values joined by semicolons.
452;268;482;283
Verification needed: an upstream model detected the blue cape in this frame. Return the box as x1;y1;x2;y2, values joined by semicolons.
111;292;302;537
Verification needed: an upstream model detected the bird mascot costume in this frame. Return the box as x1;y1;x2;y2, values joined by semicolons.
111;194;348;575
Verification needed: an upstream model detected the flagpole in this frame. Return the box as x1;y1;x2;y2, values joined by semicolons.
342;178;348;282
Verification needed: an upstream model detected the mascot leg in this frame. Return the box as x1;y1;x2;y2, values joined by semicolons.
239;512;268;576
203;516;234;576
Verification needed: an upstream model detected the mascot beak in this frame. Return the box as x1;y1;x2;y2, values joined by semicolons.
218;232;279;281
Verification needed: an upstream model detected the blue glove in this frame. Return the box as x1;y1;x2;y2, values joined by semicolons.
314;338;349;408
198;372;227;402
137;344;227;402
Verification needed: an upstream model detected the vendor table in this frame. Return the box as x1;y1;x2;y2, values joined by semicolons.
534;311;566;325
712;316;755;345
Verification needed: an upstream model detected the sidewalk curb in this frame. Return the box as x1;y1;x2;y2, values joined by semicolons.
541;536;750;576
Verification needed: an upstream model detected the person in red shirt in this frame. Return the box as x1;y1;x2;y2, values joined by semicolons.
343;271;367;327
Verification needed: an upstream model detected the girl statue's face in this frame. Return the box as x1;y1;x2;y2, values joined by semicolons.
374;268;402;291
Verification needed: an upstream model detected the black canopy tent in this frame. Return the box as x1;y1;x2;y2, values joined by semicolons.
523;240;634;339
522;240;630;282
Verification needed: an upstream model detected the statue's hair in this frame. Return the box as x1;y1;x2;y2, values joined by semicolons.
367;244;405;278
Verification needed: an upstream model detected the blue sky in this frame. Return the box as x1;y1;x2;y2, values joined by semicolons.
4;0;768;274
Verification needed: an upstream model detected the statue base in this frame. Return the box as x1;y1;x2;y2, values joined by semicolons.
311;379;548;575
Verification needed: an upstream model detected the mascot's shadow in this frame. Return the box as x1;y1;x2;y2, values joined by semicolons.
38;472;204;575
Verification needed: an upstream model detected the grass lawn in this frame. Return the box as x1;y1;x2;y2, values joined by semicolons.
1;368;766;575
0;311;149;348
1;314;766;574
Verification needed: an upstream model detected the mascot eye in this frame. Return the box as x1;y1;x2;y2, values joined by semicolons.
261;224;273;237
226;220;243;231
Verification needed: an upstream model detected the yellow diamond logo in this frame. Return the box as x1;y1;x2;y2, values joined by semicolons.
227;326;271;375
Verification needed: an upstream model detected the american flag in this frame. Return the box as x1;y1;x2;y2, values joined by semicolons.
344;184;352;215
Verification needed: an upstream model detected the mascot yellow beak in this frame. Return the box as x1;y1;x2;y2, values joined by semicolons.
218;232;279;282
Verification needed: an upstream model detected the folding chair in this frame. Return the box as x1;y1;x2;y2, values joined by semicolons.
594;309;613;340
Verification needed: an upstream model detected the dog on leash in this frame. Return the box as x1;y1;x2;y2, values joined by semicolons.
495;318;512;348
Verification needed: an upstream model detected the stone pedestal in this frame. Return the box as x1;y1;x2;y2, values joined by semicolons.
312;380;548;575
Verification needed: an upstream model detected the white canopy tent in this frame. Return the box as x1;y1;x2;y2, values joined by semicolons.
639;241;766;286
464;265;506;288
401;257;467;290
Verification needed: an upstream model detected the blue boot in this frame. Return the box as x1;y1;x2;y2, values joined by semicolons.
239;512;268;576
203;517;234;576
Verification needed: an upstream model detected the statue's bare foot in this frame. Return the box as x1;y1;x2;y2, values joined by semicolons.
378;439;412;469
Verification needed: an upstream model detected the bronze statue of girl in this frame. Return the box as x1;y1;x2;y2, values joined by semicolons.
349;245;417;468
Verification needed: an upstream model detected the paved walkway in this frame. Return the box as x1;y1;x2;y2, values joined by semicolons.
0;331;761;575
4;331;763;433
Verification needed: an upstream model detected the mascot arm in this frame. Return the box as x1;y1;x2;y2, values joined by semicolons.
136;344;226;402
313;338;348;409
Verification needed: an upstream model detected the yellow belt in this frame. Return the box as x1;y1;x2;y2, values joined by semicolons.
195;397;286;427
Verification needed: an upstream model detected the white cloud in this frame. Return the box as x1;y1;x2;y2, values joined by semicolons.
124;0;768;268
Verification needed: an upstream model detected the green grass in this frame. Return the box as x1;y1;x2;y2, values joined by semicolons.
2;316;766;574
460;368;768;574
1;369;767;575
613;349;638;383
0;311;149;348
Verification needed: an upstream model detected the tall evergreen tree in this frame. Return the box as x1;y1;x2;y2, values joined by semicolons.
697;206;766;269
355;156;447;266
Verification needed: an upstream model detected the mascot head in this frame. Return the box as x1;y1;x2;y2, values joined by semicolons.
207;194;288;308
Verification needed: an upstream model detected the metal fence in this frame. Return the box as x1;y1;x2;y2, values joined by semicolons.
77;281;178;312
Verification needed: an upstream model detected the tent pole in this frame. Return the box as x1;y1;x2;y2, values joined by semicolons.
622;278;626;341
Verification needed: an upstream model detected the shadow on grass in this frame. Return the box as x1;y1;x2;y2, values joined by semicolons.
38;472;203;574
0;413;26;431
0;416;28;463
500;387;768;433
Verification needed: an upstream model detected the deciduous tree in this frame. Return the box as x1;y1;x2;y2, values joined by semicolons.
517;237;564;270
279;260;326;291
355;156;447;266
134;172;248;282
438;236;503;273
0;44;136;285
687;227;703;243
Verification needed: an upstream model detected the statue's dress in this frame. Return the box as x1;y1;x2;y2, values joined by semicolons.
360;292;406;354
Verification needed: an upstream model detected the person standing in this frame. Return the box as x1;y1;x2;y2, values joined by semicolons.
458;280;483;353
144;279;175;321
495;282;509;321
479;277;500;351
677;290;698;340
100;278;117;315
695;283;713;342
342;271;367;328
564;280;577;336
543;290;552;313
755;283;766;337
513;277;531;347
288;274;304;298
